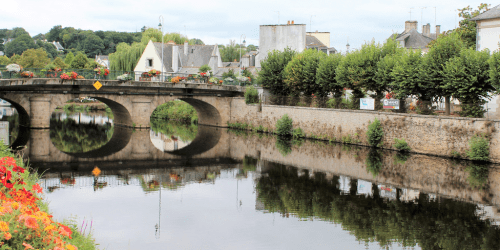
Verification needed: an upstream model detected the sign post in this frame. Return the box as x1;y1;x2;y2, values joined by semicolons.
360;98;375;110
383;99;400;110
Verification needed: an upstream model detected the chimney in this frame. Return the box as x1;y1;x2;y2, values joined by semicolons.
287;20;290;25
423;23;431;37
405;21;418;32
291;20;294;24
184;40;188;55
172;45;179;73
435;25;441;38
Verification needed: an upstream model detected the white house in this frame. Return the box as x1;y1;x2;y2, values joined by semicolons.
95;55;109;68
133;40;223;81
471;4;500;53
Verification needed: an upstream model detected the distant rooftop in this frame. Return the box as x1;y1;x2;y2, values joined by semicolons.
471;4;500;21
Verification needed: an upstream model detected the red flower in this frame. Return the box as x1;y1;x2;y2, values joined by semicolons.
13;166;25;173
32;184;42;193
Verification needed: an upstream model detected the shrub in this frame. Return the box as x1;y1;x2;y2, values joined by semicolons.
393;138;411;152
467;135;489;161
199;64;211;73
366;118;383;147
245;86;259;104
276;114;293;136
276;138;292;156
292;127;304;139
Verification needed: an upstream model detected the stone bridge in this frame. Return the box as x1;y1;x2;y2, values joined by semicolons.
0;79;244;129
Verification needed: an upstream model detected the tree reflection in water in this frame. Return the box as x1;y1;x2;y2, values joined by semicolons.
50;118;113;153
256;163;500;249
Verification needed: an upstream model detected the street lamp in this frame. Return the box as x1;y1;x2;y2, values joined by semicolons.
239;34;246;77
159;16;164;82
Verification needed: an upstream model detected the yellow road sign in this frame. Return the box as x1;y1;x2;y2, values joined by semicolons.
93;81;102;90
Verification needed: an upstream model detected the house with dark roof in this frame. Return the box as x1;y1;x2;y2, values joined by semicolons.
133;40;223;80
471;4;500;53
95;55;109;68
306;35;337;54
390;21;440;53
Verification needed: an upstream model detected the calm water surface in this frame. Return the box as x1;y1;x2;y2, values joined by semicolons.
9;110;500;249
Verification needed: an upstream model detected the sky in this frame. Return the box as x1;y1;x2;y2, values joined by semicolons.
1;0;495;52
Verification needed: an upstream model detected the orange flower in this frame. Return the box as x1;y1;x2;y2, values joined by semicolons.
66;244;77;250
24;217;38;229
0;221;8;232
4;232;11;240
22;242;34;249
44;224;56;232
32;183;42;193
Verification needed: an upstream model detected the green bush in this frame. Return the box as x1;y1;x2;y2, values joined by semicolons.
245;86;259;104
276;114;293;136
467;135;489;161
366;118;383;147
393;138;411;152
292;127;304;139
276;138;292;156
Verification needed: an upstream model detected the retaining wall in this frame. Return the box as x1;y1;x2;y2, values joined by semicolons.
229;97;500;163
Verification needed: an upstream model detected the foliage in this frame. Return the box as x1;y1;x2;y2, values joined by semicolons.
488;50;500;91
366;149;383;177
466;163;489;189
467;135;489;161
50;118;113;153
275;138;292;156
82;34;105;58
163;33;193;45
69;52;89;69
244;86;259;104
316;53;344;99
0;55;9;65
366;118;383;147
116;73;133;81
275;114;293;136
393;138;411;152
455;4;491;48
292;127;304;139
109;42;146;71
423;32;466;99
246;44;257;52
5;34;37;57
151;100;198;123
283;49;326;96
64;51;75;66
141;28;163;44
17;48;50;68
189;38;204;45
443;48;491;117
222;68;236;79
199;64;211;73
37;41;58;59
220;40;245;62
258;47;297;96
52;57;68;69
150;120;198;142
391;49;425;99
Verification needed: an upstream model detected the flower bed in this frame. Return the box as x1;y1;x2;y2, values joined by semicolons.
0;151;97;249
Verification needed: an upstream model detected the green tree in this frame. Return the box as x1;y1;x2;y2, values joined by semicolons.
220;40;242;62
258;48;297;96
189;38;204;45
9;54;21;64
283;49;326;96
109;42;146;71
64;51;75;65
38;41;58;59
32;33;46;41
18;48;50;68
316;54;344;101
52;57;68;69
423;32;466;111
5;34;37;57
391;49;425;100
82;34;105;58
70;52;88;69
141;28;162;44
163;32;191;45
246;44;257;52
46;25;63;43
199;64;211;73
0;55;9;65
0;32;5;52
443;48;492;117
456;4;490;48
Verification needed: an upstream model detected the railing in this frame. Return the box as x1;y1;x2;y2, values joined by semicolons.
0;68;135;80
261;95;494;119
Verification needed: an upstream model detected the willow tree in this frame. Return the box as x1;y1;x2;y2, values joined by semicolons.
109;42;146;71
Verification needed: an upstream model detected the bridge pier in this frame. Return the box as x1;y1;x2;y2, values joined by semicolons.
30;97;51;128
132;98;152;128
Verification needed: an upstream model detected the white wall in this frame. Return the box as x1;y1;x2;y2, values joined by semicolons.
256;24;306;67
133;40;164;80
477;18;500;53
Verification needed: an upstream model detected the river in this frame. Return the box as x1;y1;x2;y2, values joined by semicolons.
4;109;500;249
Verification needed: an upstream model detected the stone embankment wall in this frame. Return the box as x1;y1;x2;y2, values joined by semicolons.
229;97;500;163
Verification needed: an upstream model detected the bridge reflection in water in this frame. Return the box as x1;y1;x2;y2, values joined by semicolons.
24;124;500;249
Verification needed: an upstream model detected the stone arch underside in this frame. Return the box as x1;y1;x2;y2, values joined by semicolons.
91;97;132;127
0;96;31;149
179;98;222;127
164;125;222;156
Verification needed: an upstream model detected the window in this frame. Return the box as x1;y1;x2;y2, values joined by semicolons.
147;59;153;67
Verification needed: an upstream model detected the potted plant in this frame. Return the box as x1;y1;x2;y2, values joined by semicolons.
117;73;133;83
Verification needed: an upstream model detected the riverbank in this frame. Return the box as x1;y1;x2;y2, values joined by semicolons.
228;97;500;163
0;144;98;249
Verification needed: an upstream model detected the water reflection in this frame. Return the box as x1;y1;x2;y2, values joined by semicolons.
150;119;197;152
50;111;114;153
